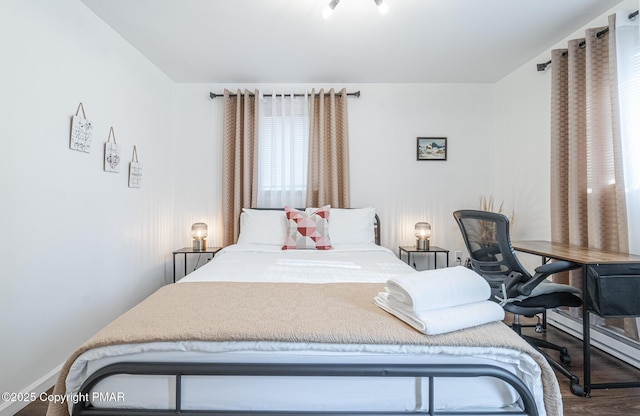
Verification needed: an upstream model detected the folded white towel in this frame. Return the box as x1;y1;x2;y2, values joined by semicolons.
386;266;490;312
374;292;505;335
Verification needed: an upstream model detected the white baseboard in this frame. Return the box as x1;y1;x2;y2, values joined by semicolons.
0;364;62;416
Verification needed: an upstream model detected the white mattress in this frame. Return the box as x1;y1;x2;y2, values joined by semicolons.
66;244;547;415
180;243;415;284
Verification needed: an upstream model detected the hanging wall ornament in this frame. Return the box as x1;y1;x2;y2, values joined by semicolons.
128;145;142;188
104;127;121;173
69;102;93;153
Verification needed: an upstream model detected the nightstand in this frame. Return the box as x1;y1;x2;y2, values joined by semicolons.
172;246;222;283
398;245;450;270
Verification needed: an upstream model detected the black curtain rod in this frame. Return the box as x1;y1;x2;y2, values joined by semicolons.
210;90;360;99
536;9;638;72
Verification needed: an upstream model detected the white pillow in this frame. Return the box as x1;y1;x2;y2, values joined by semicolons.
237;209;288;245
327;207;376;245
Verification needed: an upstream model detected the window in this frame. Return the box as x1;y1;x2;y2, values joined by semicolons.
257;94;310;208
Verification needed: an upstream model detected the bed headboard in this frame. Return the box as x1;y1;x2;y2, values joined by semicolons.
374;213;381;245
240;208;381;246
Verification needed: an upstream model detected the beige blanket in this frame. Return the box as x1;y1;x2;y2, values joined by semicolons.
47;282;562;416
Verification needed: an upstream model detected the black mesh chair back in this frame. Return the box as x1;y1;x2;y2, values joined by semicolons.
453;209;529;299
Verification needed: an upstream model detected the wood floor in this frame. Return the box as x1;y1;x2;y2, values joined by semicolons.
521;322;640;415
14;323;640;416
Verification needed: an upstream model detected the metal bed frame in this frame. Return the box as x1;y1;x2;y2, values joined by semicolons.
72;362;539;416
67;209;541;416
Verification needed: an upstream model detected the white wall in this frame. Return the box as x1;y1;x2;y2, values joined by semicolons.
174;83;497;265
348;83;497;256
172;86;224;249
0;0;177;412
492;61;553;241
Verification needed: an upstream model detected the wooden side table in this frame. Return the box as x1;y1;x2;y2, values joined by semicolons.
398;245;450;270
172;246;222;282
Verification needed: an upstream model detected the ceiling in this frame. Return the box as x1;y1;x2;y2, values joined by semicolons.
80;0;624;84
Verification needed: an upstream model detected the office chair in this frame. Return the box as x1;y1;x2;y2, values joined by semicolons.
453;210;582;388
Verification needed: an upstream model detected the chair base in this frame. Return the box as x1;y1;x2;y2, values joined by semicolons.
522;335;571;364
511;311;547;334
510;313;571;363
509;313;584;396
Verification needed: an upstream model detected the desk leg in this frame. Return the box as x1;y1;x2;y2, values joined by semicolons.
583;264;592;397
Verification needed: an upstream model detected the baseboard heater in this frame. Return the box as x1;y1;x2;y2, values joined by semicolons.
547;309;640;370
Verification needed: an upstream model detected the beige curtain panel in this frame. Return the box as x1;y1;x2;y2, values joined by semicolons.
222;89;259;246
306;88;351;208
550;15;634;338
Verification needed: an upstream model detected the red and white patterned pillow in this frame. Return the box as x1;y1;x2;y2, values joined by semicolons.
282;205;332;250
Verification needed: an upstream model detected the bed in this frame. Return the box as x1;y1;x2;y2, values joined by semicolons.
47;207;563;416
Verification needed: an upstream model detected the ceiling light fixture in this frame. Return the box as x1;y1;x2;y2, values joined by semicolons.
322;0;388;19
373;0;389;15
322;0;340;19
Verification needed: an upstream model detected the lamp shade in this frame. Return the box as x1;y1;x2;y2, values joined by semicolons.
415;222;431;250
191;222;208;250
415;222;431;239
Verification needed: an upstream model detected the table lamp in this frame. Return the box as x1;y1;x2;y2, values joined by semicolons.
191;222;208;250
415;222;431;250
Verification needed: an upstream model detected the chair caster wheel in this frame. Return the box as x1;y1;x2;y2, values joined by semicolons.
559;347;571;364
560;352;572;364
569;377;584;396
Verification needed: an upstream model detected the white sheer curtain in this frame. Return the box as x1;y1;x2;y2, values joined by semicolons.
615;10;640;255
257;92;310;208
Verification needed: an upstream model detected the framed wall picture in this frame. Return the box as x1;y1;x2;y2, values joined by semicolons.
417;137;447;161
69;102;93;153
128;145;142;188
104;127;121;173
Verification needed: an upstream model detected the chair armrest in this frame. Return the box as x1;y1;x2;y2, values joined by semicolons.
517;261;579;296
534;260;579;275
495;271;527;305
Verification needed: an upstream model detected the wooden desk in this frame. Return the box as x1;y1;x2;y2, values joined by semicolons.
512;240;640;265
512;240;640;396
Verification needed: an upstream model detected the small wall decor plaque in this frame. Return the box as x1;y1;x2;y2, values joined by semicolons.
104;127;121;173
69;102;93;153
417;137;447;161
128;145;142;188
